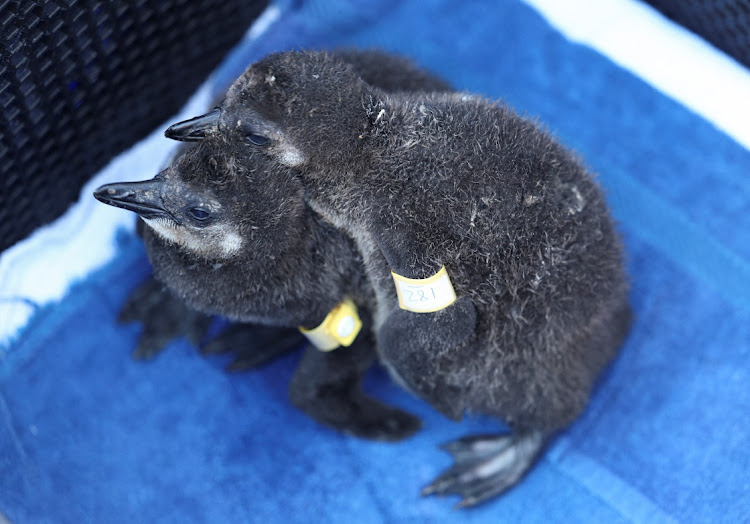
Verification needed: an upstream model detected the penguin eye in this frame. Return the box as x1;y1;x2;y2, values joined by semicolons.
188;207;210;221
246;133;270;146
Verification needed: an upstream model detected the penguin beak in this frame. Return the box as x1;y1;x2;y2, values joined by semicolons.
94;179;173;220
164;108;220;142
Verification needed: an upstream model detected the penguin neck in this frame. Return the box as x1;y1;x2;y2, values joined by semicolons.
142;209;353;327
304;191;396;330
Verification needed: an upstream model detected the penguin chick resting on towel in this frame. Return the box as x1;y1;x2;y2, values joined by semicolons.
95;50;453;442
113;49;454;365
165;50;632;508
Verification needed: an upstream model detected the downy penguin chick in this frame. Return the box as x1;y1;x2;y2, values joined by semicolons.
96;49;455;441
95;137;419;441
168;51;632;507
120;49;451;364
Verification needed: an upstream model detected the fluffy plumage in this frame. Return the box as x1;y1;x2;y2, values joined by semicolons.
173;50;632;505
97;50;455;441
212;50;631;430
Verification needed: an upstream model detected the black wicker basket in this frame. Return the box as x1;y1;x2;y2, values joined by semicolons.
0;0;268;251
3;0;748;252
644;0;750;67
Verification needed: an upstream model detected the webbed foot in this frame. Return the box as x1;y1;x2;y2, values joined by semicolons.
289;344;422;442
292;387;422;442
202;324;305;372
422;431;546;508
119;277;211;359
337;394;422;442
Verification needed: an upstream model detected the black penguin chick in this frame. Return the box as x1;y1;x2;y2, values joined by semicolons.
124;48;454;363
95;137;419;441
171;50;632;507
99;49;457;439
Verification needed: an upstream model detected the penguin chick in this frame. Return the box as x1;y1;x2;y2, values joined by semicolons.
123;47;454;362
169;50;632;507
96;49;457;442
123;48;454;362
117;148;309;369
95;138;419;441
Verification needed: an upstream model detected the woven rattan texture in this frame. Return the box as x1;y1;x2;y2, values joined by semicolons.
644;0;750;67
0;0;267;251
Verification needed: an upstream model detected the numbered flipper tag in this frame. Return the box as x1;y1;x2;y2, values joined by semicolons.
392;266;457;313
300;299;363;352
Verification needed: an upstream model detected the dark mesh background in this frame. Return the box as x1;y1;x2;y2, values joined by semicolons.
0;0;268;252
643;0;750;68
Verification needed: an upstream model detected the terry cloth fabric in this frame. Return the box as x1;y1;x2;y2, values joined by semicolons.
1;0;749;522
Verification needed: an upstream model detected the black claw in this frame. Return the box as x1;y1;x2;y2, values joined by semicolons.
421;483;442;497
454;495;490;509
456;469;517;508
421;466;466;497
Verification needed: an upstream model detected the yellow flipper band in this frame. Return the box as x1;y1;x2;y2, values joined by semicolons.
392;265;457;313
299;299;363;352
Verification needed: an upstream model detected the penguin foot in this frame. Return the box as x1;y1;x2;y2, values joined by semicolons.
202;324;305;372
119;276;212;359
292;388;422;442
421;431;546;508
120;277;304;367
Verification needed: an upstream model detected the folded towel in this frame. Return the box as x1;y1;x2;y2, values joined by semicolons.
1;1;748;522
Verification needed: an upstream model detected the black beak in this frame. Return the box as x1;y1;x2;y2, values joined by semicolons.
94;179;172;220
164;107;220;142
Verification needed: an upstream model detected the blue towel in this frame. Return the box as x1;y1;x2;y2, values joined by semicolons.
2;1;749;522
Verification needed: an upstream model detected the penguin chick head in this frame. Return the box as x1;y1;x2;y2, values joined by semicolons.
95;140;307;262
166;51;381;170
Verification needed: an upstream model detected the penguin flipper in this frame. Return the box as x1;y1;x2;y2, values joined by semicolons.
422;431;548;508
378;296;477;420
119;276;212;359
